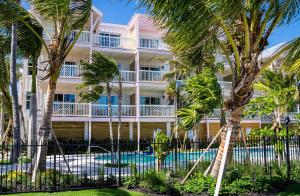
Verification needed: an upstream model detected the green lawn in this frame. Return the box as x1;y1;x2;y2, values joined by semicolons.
3;188;148;196
278;184;300;196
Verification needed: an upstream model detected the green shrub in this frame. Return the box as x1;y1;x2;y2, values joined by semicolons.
1;170;31;191
176;172;216;194
18;157;31;164
38;169;74;188
0;160;11;165
139;169;179;195
122;164;139;189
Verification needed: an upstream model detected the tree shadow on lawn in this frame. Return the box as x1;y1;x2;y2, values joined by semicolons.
278;184;300;196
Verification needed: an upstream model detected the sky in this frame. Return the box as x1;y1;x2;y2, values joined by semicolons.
94;0;300;48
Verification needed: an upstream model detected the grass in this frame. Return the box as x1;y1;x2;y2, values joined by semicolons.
3;188;148;196
278;184;300;196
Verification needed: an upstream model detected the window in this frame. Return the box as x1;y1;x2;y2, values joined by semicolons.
54;94;75;103
99;33;120;48
27;59;37;75
97;96;118;105
26;92;32;110
140;38;160;49
140;97;160;105
140;66;160;71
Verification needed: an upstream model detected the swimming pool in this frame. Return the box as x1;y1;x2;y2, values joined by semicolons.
94;146;281;165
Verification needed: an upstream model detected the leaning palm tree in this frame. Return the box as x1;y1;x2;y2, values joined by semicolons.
79;52;119;164
137;1;300;181
18;0;92;174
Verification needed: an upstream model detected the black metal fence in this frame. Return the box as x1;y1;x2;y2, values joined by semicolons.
0;136;299;194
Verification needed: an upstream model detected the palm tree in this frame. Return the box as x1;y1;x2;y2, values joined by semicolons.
137;0;300;178
177;67;222;146
79;52;119;164
17;17;43;158
9;0;21;163
17;0;92;173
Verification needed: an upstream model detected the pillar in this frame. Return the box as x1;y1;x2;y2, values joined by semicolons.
84;121;89;141
137;122;141;152
206;120;210;139
166;122;171;137
129;122;133;141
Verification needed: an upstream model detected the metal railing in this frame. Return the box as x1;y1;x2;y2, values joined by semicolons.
140;105;175;117
139;70;166;82
92;105;136;117
93;35;135;49
0;136;299;194
139;37;168;50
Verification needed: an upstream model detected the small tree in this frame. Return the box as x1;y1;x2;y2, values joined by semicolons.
244;69;297;164
151;131;169;171
177;67;222;148
79;53;119;163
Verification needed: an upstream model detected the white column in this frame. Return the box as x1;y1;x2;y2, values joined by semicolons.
206;120;210;139
129;122;133;141
89;10;94;60
166;122;171;137
137;122;141;152
84;121;89;141
135;50;141;152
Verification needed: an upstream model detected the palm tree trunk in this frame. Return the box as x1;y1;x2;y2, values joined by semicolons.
35;73;59;171
209;107;243;178
9;17;21;163
106;82;114;164
28;57;38;158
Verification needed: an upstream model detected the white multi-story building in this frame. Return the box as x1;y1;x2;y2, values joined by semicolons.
20;7;289;143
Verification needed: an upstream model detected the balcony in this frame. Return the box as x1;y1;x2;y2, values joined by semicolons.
139;70;166;82
93;35;135;50
57;65;135;82
140;105;175;117
139;37;168;50
51;102;175;117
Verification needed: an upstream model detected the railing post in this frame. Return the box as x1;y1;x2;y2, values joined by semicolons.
53;144;57;190
284;117;291;182
118;141;121;186
263;136;267;173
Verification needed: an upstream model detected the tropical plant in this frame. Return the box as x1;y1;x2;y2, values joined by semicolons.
79;52;119;164
244;69;296;164
151;131;169;171
137;0;300;179
177;67;221;148
245;69;296;131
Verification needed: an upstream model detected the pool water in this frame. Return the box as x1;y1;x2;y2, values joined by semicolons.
95;147;276;165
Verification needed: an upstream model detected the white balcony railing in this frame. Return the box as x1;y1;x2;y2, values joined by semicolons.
92;105;136;117
53;102;90;116
93;35;135;49
140;105;175;117
60;64;81;78
112;71;136;82
69;30;91;44
139;70;166;82
139;37;168;50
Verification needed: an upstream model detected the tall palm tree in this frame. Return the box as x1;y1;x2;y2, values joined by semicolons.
79;52;119;164
9;0;21;163
137;0;300;178
17;17;43;158
16;0;92;173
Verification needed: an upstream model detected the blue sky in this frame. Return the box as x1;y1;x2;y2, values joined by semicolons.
94;0;300;48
